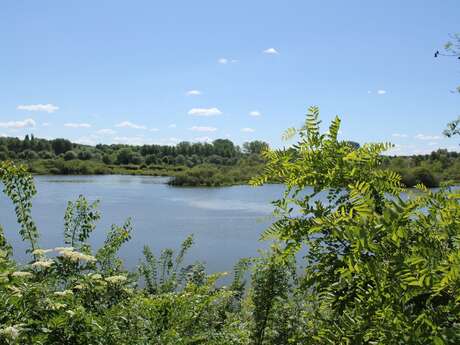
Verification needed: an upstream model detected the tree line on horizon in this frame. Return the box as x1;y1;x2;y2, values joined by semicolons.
0;134;269;167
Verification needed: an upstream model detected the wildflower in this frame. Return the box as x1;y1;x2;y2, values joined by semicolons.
49;302;66;310
66;310;75;317
0;325;20;339
73;284;85;290
88;273;102;280
59;250;96;263
105;275;128;284
31;260;54;269
32;248;53;256
53;290;73;297
12;271;33;278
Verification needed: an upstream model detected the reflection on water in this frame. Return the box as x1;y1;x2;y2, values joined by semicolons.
0;175;285;274
168;197;274;213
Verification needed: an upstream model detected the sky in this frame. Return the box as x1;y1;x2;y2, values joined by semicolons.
1;0;459;155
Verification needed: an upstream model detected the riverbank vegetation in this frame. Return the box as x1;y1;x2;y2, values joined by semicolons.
1;133;458;188
1;107;459;344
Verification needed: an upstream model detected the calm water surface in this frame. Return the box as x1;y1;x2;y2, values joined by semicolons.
0;175;287;273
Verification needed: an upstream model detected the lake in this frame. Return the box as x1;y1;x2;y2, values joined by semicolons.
0;175;286;274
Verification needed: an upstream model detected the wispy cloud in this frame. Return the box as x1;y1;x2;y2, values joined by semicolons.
218;58;237;64
113;136;146;145
42;122;51;127
189;126;217;132
377;90;387;95
186;90;202;96
64;123;91;128
168;124;177;128
75;135;100;146
263;47;279;55
392;133;408;138
115;121;147;130
188;107;222;117
0;118;36;129
249;110;261;117
17;104;59;113
414;134;441;140
241;127;255;133
97;128;116;135
193;136;212;143
150;128;160;132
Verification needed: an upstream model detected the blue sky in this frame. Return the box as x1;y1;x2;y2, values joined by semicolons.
1;0;459;154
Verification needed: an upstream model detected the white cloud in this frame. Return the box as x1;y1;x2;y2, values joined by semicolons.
218;58;237;64
241;127;255;133
17;103;59;113
367;91;372;94
42;122;51;127
188;107;222;117
75;135;100;146
377;90;386;95
168;124;177;128
115;121;147;130
186;90;202;96
150;128;160;132
189;126;217;132
64;123;91;128
263;48;279;55
97;128;116;135
249;110;261;117
414;134;441;140
0;133;7;137
0;118;36;129
193;136;212;143
392;133;408;138
113;136;147;145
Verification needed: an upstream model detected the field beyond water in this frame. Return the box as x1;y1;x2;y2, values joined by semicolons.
0;135;459;188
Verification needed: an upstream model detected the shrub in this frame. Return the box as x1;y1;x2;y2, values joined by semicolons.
64;150;78;161
251;106;460;344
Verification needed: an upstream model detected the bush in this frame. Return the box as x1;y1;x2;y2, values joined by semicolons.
64;150;78;161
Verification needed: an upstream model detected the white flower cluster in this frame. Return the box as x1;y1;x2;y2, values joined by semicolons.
105;275;128;284
11;271;33;278
32;249;53;256
53;290;74;297
0;325;21;339
56;247;96;263
31;260;54;269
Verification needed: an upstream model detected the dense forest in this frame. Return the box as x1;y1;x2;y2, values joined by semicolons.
0;133;458;187
1;108;459;344
0;135;268;186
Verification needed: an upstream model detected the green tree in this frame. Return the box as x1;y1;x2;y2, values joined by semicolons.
242;141;269;155
116;148;135;165
51;138;73;155
64;150;78;161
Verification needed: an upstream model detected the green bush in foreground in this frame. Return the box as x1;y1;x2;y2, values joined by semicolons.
0;106;459;344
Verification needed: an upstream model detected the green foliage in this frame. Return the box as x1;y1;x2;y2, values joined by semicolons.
0;162;250;344
64;196;101;250
0;161;40;253
1;107;460;344
251;106;460;344
139;235;203;294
